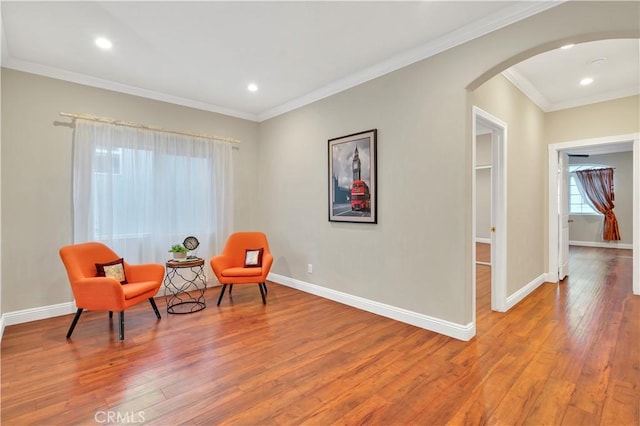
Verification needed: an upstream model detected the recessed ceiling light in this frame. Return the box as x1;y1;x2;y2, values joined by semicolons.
580;77;594;86
95;37;112;50
560;44;575;50
247;83;258;92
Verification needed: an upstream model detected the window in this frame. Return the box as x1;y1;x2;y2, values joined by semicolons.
94;147;122;174
568;164;605;215
73;120;234;265
92;146;153;239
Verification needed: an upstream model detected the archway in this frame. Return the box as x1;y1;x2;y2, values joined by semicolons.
467;32;639;334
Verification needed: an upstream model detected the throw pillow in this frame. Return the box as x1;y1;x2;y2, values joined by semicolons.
96;258;128;284
244;248;264;268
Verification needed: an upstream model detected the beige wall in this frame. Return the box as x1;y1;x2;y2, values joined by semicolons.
546;96;640;144
472;75;546;295
257;2;639;326
259;55;471;323
569;152;633;245
1;69;259;313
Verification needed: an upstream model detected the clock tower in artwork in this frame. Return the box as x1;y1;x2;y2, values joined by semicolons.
352;147;361;181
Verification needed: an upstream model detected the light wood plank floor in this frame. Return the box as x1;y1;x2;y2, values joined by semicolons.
2;246;638;425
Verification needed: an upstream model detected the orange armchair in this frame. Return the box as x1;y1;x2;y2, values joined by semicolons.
59;242;164;340
210;232;273;305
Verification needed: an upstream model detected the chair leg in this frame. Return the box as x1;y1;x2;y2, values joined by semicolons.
66;308;83;339
258;283;266;305
229;284;233;295
109;311;113;318
217;284;228;306
149;298;161;319
118;312;124;341
262;282;268;293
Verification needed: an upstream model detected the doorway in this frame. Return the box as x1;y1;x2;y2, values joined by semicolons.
472;107;507;325
548;134;639;295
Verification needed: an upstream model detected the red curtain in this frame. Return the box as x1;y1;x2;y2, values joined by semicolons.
575;168;621;241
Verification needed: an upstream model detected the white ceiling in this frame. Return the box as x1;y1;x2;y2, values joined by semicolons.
505;38;639;112
1;1;638;122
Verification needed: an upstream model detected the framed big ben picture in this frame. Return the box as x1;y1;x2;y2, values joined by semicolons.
328;129;377;223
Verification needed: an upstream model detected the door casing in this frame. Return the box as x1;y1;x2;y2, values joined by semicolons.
472;106;507;326
548;133;639;295
558;152;570;280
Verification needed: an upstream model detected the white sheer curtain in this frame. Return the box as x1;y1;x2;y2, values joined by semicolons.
73;119;234;264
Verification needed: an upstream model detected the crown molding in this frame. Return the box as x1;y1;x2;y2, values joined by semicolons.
2;57;260;122
546;87;640;112
503;67;640;113
258;1;562;121
501;68;552;111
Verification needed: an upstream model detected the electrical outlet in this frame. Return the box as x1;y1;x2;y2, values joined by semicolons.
307;263;313;273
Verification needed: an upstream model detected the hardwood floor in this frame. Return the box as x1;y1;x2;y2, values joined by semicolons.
2;247;638;425
476;242;491;264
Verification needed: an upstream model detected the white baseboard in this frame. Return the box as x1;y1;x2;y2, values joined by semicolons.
543;272;557;284
569;240;633;250
2;302;76;328
268;273;475;341
506;273;547;310
0;288;228;341
2;277;479;342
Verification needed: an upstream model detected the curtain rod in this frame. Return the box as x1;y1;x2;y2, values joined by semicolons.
60;112;240;144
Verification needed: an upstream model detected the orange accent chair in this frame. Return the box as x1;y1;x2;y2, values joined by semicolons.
210;232;273;305
59;242;164;340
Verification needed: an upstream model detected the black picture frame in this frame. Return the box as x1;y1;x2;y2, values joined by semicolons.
328;129;377;223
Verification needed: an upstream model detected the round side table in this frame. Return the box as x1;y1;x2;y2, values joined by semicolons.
164;258;207;314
